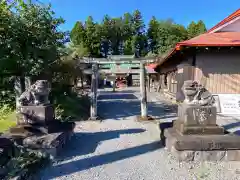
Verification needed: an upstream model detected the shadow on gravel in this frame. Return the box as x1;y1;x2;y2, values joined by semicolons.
234;130;240;136
45;140;163;179
159;121;174;146
58;128;146;161
222;121;240;136
98;100;177;120
223;121;240;131
98;93;138;100
99;90;137;94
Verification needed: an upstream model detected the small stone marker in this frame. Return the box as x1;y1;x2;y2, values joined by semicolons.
163;80;240;161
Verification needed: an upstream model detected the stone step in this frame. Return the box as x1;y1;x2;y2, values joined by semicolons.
173;120;225;135
165;128;240;151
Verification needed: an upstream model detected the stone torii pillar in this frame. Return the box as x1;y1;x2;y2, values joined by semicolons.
112;74;116;92
89;63;98;120
140;62;148;118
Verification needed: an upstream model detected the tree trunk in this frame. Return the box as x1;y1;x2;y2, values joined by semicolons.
15;76;26;109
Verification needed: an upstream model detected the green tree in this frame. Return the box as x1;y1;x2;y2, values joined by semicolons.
0;1;66;78
157;20;188;55
187;20;207;39
100;15;111;57
111;17;124;55
85;16;102;57
68;42;89;58
132;10;147;57
0;0;67;106
196;20;207;34
69;10;206;59
122;13;134;55
147;16;159;54
70;21;90;58
187;21;198;38
70;21;86;45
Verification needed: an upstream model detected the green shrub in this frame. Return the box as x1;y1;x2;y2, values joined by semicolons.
51;84;90;121
4;148;50;180
0;77;15;109
0;105;16;132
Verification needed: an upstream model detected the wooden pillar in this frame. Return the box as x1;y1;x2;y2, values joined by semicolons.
157;74;161;92
176;62;194;102
167;73;171;91
147;74;151;92
169;73;173;93
95;66;99;114
140;62;147;118
90;63;98;120
112;75;116;92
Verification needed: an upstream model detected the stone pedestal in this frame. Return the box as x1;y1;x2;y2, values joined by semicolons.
17;105;54;125
2;80;76;160
163;99;240;161
178;104;217;125
165;128;240;161
23;131;74;159
10;104;74;158
175;104;224;135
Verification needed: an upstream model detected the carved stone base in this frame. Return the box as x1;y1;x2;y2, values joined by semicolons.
173;120;224;135
23;131;74;159
9;121;75;135
7;121;75;146
169;148;240;161
178;104;217;126
17;105;54;125
164;128;240;161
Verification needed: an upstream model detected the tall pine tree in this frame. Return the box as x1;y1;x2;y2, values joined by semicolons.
122;13;134;55
187;20;207;39
69;11;207;58
85;16;101;57
70;21;86;45
132;10;147;57
101;15;111;57
147;16;159;54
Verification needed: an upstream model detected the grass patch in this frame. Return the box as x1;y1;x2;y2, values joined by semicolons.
0;119;16;133
0;106;17;133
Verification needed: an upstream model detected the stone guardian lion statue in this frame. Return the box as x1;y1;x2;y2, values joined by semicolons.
182;80;215;106
18;80;51;106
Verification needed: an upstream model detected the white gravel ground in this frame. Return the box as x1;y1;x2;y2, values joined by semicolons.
40;88;240;180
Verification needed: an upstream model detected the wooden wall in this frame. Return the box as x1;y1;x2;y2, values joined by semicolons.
194;51;240;94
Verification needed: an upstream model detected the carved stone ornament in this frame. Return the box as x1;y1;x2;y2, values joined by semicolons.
181;80;215;106
18;80;51;106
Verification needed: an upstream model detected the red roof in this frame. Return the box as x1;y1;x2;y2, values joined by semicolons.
207;9;240;33
155;9;240;69
146;63;158;69
178;32;240;46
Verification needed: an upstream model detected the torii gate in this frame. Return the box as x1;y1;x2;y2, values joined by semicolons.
84;57;156;120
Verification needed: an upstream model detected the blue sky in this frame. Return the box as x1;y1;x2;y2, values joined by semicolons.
42;0;239;31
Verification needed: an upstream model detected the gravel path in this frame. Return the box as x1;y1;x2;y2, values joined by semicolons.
41;87;240;180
